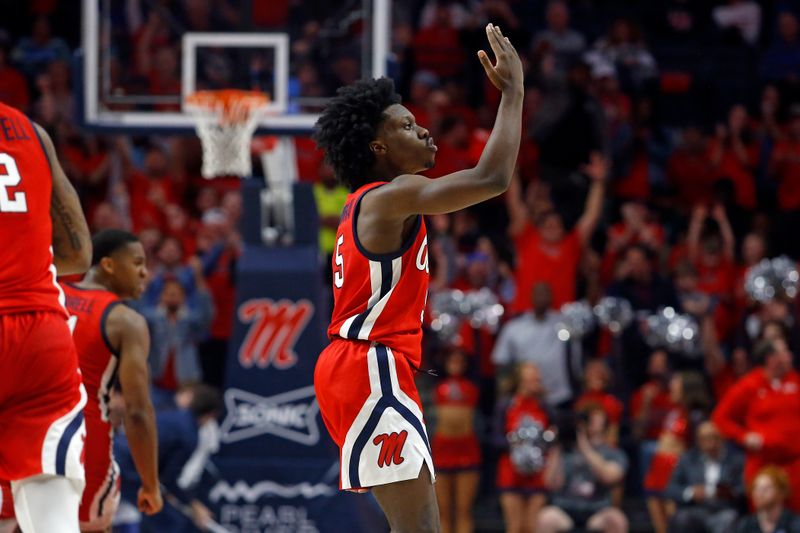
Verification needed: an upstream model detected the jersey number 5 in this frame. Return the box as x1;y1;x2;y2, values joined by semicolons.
334;235;345;288
0;153;28;213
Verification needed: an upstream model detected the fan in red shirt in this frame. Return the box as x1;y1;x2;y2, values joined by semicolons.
712;338;800;512
505;155;607;313
630;350;675;442
574;359;624;446
769;110;800;213
493;363;550;532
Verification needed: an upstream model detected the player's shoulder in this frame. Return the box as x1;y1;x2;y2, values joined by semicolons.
105;301;147;334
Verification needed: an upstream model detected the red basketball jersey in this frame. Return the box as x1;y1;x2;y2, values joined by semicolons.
328;182;429;367
0;102;65;317
63;284;121;425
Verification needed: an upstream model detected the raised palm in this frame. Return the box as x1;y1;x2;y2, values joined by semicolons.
477;24;524;94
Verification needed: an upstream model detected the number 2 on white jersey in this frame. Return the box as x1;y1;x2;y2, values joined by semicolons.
334;235;345;288
0;153;28;213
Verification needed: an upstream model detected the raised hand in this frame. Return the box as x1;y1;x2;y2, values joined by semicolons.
477;23;523;95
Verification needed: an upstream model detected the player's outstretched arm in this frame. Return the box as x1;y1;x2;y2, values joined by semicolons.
33;123;92;275
109;305;163;516
368;23;524;217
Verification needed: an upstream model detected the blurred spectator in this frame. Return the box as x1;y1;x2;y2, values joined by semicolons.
34;59;73;127
713;339;800;512
667;127;717;211
11;16;69;77
492;282;572;408
143;237;196;307
761;12;800;82
644;372;712;533
505;154;607;313
432;348;481;533
426;114;472;178
537;406;629;533
735;466;800;533
603;201;664;282
125;144;180;233
666;421;744;533
710;105;758;211
586;18;658;92
144;260;214;401
493;363;549;533
631;350;675;486
412;2;465;79
313;163;348;263
608;244;679;311
533;1;586;72
114;384;221;532
195;208;242;389
0;37;29;112
771;106;800;257
574;360;624;445
532;64;605;191
711;0;762;45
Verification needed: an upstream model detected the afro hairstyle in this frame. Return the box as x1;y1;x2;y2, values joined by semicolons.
313;77;401;191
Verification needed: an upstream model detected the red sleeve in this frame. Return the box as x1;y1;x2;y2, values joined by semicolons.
712;374;753;445
434;382;446;405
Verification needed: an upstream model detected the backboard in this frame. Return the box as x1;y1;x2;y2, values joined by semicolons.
79;0;391;135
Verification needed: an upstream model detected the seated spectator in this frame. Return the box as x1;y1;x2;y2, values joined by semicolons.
425;114;472;178
608;244;680;311
113;384;221;532
645;372;712;533
537;406;629;533
492;363;550;533
432;348;481;533
143;261;214;404
533;0;586;72
492;282;572;408
712;0;762;45
760;11;800;82
505;155;607;313
666;421;744;533
575;359;624;445
713;339;800;512
736;466;800;533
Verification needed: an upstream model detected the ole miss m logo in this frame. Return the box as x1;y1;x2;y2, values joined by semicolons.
238;298;313;369
373;431;408;467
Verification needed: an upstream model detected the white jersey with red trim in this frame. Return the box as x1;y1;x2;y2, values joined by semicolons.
327;182;430;367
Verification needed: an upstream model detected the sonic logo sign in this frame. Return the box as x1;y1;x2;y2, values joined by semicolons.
238;298;313;369
220;387;320;445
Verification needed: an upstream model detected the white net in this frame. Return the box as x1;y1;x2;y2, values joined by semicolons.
185;91;269;179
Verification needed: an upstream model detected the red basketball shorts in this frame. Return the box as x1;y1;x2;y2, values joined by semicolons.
0;312;87;484
314;339;435;490
79;418;120;530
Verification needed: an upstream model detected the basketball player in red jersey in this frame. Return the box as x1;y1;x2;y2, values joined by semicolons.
313;24;523;530
0;100;92;532
63;230;162;531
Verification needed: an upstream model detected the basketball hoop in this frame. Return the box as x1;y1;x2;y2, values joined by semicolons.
185;89;270;179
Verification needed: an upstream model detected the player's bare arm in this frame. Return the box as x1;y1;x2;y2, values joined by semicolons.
107;304;163;516
33;123;92;275
361;25;522;222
